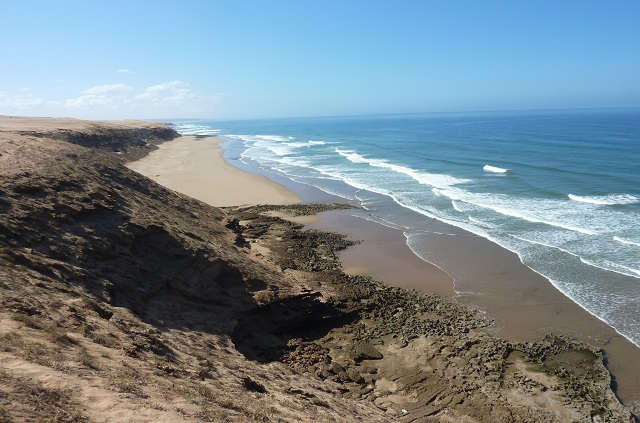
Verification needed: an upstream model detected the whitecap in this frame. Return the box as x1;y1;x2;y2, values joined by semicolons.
613;236;640;247
437;188;597;235
255;135;290;142
451;200;465;212
265;145;292;156
468;216;495;228
288;140;328;148
335;148;470;188
568;193;639;205
172;123;220;136
483;164;508;173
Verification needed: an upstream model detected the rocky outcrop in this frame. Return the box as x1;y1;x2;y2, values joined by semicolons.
227;205;634;422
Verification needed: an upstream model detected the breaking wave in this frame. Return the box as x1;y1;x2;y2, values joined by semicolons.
483;164;508;173
568;193;639;205
335;148;470;188
171;123;220;136
613;236;640;247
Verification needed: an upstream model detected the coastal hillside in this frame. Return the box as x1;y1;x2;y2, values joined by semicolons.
0;117;633;422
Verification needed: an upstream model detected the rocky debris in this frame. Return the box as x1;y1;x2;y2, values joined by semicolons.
225;218;250;248
353;342;383;362
234;203;352;217
229;206;357;272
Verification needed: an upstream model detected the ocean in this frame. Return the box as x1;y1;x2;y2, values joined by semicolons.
170;109;640;347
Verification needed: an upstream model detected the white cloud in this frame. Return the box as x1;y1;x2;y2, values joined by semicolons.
134;80;194;103
0;92;51;110
65;94;112;107
116;68;132;73
82;83;132;95
64;83;133;108
2;80;222;119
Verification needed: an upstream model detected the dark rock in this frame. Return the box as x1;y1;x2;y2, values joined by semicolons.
242;376;266;393
353;342;383;362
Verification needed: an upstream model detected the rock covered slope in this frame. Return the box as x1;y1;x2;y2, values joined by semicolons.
0;117;634;422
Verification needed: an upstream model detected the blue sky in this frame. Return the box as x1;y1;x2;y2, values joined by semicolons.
1;0;639;119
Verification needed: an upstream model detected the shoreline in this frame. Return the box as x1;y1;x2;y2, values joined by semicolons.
126;135;300;207
309;211;640;406
127;133;640;409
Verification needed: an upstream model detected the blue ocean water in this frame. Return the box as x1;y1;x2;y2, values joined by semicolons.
171;109;640;346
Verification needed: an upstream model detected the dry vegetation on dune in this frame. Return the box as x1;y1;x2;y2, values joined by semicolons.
0;117;634;422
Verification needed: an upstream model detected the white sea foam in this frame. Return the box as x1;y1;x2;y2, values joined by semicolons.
613;236;640;247
172;123;220;136
483;164;508;173
255;135;290;142
451;200;465;212
508;234;640;280
568;193;639;205
348;213;408;231
335;148;470;188
618;264;640;277
468;216;495;228
436;188;597;235
335;148;369;163
288;140;327;148
501;234;640;347
231;134;303;157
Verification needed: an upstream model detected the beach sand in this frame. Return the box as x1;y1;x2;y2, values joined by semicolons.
126;136;300;207
127;134;640;410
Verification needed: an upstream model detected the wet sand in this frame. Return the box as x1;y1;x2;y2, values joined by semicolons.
309;209;640;407
311;212;454;297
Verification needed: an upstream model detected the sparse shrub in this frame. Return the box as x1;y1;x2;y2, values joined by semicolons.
11;313;44;329
78;349;100;370
112;379;147;398
45;323;75;346
83;298;113;320
254;290;276;305
242;376;266;393
0;332;23;351
90;332;119;348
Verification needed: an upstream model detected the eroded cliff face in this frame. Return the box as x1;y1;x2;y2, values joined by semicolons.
0;117;634;422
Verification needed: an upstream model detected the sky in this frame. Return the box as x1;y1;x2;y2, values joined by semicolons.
1;0;639;120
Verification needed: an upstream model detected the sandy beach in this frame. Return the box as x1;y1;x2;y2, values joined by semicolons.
127;134;640;409
126;136;300;207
